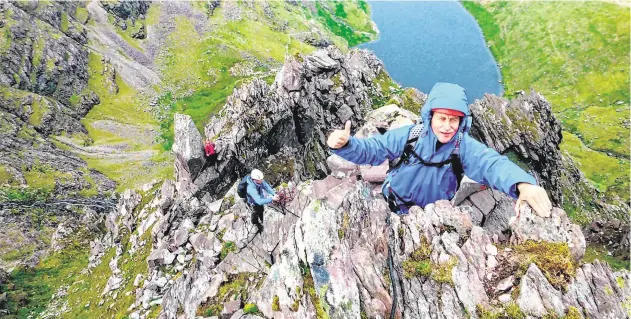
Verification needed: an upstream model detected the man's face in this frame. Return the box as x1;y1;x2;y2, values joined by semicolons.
253;178;263;185
431;112;461;143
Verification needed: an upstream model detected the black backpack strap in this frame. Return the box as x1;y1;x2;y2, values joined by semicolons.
390;124;424;170
404;131;465;189
450;133;464;189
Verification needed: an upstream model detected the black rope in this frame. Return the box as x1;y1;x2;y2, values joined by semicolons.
268;203;300;218
386;214;398;319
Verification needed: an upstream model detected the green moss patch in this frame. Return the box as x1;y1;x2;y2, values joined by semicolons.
0;165;15;185
300;261;329;319
272;295;280;311
370;70;400;108
219;241;237;260
60;12;69;32
74;5;89;24
511;240;577;291
31;36;45;68
196;272;261;317
476;303;526;319
244;303;261;315
402;236;456;284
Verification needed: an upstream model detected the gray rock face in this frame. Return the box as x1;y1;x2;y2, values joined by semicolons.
1;2;93;106
179;47;387;200
518;264;566;317
147;248;176;268
99;0;150;22
0;66;113;201
470;92;629;221
0;1;114;207
173;113;205;195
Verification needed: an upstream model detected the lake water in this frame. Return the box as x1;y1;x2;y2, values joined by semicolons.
358;1;503;103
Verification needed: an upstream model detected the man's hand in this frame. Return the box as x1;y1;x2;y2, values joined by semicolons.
327;121;352;149
272;194;280;202
515;183;552;218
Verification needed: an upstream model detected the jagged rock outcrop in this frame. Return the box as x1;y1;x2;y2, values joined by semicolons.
173;114;205;195
470;92;630;221
79;154;628;319
99;0;150;38
99;0;150;22
174;46;399;199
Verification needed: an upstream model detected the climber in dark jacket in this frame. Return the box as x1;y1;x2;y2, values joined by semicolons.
245;169;279;232
327;82;552;217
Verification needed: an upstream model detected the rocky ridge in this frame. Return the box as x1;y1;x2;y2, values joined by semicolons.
29;48;630;319
58;105;629;319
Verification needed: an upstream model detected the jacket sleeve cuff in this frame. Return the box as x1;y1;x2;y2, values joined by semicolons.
508;176;537;199
331;136;357;156
329;138;351;152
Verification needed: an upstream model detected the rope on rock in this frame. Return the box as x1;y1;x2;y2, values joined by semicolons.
386;213;399;319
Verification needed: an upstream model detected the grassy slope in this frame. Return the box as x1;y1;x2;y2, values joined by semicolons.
2;229;91;318
69;51;173;192
462;1;630;203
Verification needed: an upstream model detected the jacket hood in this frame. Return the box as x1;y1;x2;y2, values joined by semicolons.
420;82;472;142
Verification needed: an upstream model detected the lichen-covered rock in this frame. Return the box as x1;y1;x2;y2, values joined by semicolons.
470;92;629;221
510;207;586;261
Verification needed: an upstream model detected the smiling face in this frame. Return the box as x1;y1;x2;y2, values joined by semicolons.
431;112;461;143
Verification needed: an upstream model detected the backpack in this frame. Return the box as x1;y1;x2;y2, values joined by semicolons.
205;141;216;156
237;176;249;199
389;124;465;189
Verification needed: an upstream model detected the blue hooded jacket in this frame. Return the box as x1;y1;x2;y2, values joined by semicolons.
333;82;536;209
245;175;276;206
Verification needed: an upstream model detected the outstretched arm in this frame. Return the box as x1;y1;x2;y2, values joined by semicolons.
328;121;411;166
461;136;551;217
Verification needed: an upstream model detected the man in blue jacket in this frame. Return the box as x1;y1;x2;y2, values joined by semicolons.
245;169;279;232
327;82;552;217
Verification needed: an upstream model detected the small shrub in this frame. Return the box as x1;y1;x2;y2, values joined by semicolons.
219;241;237;260
244;303;259;314
272;295;280;311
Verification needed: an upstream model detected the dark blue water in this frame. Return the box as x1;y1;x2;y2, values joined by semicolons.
358;1;502;102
